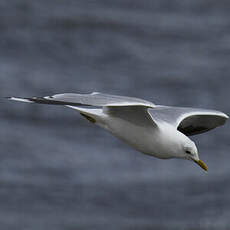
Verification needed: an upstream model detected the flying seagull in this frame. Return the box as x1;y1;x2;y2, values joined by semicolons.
7;92;229;171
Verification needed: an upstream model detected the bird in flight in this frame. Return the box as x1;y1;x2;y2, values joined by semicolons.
8;92;228;171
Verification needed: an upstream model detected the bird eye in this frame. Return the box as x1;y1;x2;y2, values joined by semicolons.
186;150;192;155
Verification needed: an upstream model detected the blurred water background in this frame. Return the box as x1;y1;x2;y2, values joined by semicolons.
0;0;230;229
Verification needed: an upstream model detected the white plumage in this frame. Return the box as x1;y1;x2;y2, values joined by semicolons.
8;92;229;171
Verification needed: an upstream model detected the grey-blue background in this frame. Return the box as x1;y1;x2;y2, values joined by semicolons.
1;0;230;229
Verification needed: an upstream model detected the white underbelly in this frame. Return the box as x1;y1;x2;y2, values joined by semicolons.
102;116;157;155
72;107;170;159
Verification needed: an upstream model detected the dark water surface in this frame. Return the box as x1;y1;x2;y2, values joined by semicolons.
1;0;230;229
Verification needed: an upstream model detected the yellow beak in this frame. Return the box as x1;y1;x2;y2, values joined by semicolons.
193;159;208;172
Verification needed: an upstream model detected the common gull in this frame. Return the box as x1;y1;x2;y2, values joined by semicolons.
8;92;229;171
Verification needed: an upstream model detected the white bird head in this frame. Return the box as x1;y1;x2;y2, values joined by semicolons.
158;125;208;171
176;132;208;171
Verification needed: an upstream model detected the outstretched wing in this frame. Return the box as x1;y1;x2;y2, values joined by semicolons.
8;92;155;108
148;106;228;136
8;92;157;127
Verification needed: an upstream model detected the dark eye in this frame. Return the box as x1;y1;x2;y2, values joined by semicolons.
186;150;192;154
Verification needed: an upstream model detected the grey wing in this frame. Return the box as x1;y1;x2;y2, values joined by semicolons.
8;92;157;127
104;105;157;128
8;92;155;107
148;106;229;136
